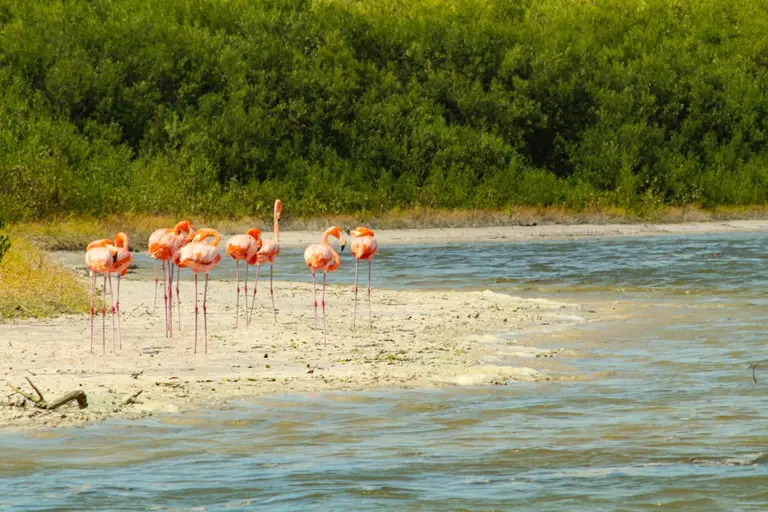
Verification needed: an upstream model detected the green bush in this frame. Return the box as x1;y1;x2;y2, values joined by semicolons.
1;0;768;220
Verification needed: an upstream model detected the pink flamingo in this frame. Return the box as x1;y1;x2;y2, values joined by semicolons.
85;238;118;354
176;228;222;353
108;232;132;348
304;225;346;344
346;227;378;327
225;228;262;326
148;220;194;337
247;199;283;325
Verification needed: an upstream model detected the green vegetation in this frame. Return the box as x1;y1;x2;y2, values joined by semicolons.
0;217;9;263
0;237;89;319
1;0;768;221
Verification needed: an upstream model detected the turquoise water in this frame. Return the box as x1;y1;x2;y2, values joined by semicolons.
6;233;768;510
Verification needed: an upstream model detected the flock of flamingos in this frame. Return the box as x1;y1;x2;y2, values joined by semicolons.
84;199;378;354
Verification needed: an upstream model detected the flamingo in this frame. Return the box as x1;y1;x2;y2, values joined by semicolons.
304;225;346;344
85;238;118;354
148;220;194;337
225;228;262;326
346;227;378;327
108;232;132;348
176;228;222;353
247;199;283;325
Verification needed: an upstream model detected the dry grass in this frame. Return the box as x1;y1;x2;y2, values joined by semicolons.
9;205;768;251
0;237;90;320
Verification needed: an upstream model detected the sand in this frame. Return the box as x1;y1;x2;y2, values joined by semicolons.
0;278;588;430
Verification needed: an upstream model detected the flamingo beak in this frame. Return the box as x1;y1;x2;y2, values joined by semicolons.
340;240;347;252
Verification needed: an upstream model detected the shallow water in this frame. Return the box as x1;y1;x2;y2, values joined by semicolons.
7;233;768;510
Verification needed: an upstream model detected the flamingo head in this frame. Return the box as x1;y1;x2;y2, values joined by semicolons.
247;228;262;241
174;220;194;235
274;199;283;221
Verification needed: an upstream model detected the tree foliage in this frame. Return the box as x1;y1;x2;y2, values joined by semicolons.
1;0;768;219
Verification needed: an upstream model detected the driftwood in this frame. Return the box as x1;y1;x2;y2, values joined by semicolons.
121;389;143;406
6;377;88;410
752;359;768;384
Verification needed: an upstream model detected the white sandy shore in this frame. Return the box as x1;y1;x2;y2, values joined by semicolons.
260;220;768;247
0;279;591;430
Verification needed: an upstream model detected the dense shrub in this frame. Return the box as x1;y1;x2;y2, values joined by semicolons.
1;0;767;219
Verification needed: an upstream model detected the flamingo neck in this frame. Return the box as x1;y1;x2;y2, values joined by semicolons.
273;216;280;245
196;229;220;246
321;227;336;245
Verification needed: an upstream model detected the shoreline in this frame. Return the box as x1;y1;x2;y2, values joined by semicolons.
0;279;590;431
269;220;768;247
14;216;768;252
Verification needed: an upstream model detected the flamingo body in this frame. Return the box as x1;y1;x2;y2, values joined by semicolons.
177;243;221;273
351;236;377;261
252;239;279;265
225;232;260;261
304;244;339;271
85;246;115;273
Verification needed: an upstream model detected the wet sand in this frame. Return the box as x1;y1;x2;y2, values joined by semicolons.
0;279;586;430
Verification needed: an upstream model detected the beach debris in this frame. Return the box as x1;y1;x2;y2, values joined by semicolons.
130;370;144;379
751;359;768;384
6;377;88;410
121;389;143;406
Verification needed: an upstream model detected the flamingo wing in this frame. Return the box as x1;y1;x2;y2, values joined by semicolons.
86;247;114;273
352;236;377;260
226;234;255;259
304;244;333;270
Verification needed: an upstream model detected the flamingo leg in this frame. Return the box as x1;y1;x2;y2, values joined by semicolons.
270;264;276;324
368;259;373;328
353;259;359;328
89;271;95;354
116;274;122;349
168;264;174;338
194;273;199;353
108;273;115;349
322;271;327;346
101;274;107;354
203;274;209;354
162;261;169;337
176;265;182;333
312;271;317;328
153;261;158;312
248;264;260;325
244;264;249;318
235;259;241;326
